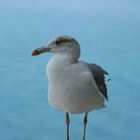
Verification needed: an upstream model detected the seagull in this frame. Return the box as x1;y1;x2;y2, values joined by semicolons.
32;35;109;140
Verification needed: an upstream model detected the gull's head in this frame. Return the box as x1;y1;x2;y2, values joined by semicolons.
32;35;80;60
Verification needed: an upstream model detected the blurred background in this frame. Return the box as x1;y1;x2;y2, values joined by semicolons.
0;0;140;140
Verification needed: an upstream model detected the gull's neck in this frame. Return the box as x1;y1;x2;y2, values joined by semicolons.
47;50;80;83
47;53;77;79
51;53;78;66
47;46;80;77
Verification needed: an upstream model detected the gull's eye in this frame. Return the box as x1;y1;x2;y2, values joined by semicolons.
55;39;67;45
55;40;62;45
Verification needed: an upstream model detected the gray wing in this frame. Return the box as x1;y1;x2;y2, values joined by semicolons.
88;63;109;100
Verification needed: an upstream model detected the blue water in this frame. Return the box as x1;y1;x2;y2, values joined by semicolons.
0;0;140;140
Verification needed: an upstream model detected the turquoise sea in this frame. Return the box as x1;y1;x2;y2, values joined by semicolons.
0;0;140;140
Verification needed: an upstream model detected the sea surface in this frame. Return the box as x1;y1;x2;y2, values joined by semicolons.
0;0;140;140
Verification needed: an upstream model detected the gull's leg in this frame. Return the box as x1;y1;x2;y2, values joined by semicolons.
82;113;88;140
66;112;70;140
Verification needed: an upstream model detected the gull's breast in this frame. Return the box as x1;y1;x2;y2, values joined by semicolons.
46;57;105;114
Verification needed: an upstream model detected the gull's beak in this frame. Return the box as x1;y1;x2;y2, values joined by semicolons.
32;46;51;56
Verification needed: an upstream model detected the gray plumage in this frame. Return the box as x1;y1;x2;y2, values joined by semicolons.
88;63;109;100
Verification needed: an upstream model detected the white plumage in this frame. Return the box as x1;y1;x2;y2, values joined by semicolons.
32;35;108;140
47;53;105;114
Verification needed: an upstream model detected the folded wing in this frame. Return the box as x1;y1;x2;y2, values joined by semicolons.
88;63;109;100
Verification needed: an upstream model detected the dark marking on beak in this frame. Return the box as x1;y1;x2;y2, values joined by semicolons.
32;47;51;56
32;49;40;56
